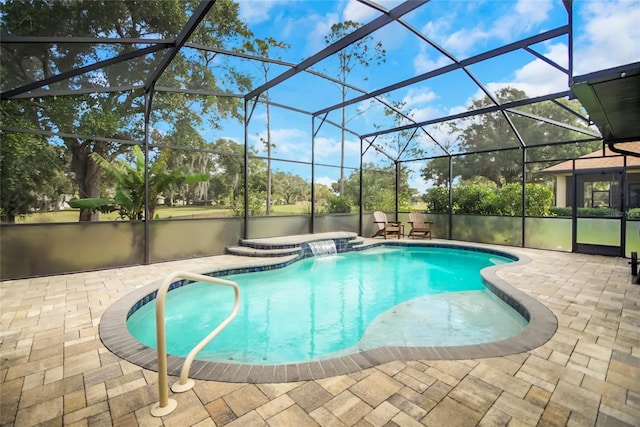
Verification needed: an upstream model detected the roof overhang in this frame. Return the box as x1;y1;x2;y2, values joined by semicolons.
571;62;640;146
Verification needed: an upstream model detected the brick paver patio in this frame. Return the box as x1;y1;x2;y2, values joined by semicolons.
1;241;639;426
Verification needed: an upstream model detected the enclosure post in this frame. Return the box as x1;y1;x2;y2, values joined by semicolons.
395;162;400;222
243;98;250;239
622;155;627;257
571;159;577;253
448;155;453;240
521;148;526;247
566;0;574;85
310;116;316;234
359;137;364;237
143;89;154;264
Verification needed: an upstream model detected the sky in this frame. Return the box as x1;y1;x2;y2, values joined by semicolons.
211;0;640;192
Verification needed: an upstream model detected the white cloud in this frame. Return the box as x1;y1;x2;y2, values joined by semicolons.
250;127;309;158
413;48;453;74
409;106;441;123
315;175;336;188
314;136;360;163
343;0;378;23
511;43;569;95
342;0;404;22
443;27;491;56
421;0;553;57
451;42;568;112
239;1;285;24
573;0;640;74
492;0;553;40
304;12;340;54
515;0;553;25
314;136;341;157
402;87;438;108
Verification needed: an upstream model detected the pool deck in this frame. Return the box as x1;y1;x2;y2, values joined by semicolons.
2;238;640;426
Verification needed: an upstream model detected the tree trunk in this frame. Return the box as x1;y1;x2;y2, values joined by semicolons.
2;212;16;223
69;140;102;222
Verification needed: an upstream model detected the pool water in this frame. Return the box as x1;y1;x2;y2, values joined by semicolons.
127;246;527;364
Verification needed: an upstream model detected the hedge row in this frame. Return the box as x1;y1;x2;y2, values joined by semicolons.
423;182;554;216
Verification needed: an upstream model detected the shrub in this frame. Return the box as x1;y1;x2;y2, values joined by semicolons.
452;184;496;214
422;187;449;213
326;196;351;213
423;182;554;216
231;191;265;216
577;207;620;217
628;208;640;219
550;206;622;217
550;206;572;217
524;183;554;216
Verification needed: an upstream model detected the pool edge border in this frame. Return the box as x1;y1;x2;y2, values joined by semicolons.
99;241;558;383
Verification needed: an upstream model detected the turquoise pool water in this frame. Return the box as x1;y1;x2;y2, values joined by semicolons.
127;246;527;364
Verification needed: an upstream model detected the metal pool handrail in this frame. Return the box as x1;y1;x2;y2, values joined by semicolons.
150;271;240;417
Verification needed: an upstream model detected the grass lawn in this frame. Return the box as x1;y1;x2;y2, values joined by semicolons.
15;204;310;223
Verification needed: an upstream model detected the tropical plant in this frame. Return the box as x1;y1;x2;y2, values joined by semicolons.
69;146;208;220
326;196;352;213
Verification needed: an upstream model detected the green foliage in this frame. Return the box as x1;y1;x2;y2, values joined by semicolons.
422;187;450;214
0;0;255;220
628;208;640;219
271;171;309;205
550;206;572;216
230;191;265;216
523;183;554;216
576;207;620;217
549;206;622;217
423;181;554;216
337;163;413;212
0;129;74;223
69;146;208;220
326;196;352;213
420;87;601;187
453;184;497;214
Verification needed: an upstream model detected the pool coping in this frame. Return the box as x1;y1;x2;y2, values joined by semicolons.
99;240;558;383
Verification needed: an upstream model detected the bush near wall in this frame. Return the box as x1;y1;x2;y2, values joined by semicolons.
423;182;554;216
550;206;623;217
326;196;352;213
628;208;640;219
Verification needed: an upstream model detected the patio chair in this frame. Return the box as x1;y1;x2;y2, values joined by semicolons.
372;211;402;239
408;211;433;239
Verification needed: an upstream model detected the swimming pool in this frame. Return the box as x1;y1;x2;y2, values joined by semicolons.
127;246;526;364
100;241;558;383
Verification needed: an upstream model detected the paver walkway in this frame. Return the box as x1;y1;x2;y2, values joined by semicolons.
1;241;639;426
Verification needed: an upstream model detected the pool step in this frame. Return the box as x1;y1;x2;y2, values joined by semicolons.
226;232;363;259
348;236;366;249
226;245;302;258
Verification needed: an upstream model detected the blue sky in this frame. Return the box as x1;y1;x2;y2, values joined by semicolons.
207;0;640;191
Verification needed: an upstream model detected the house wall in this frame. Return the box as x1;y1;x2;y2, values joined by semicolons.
556;175;570;207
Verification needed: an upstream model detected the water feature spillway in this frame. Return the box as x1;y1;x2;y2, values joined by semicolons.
307;240;337;256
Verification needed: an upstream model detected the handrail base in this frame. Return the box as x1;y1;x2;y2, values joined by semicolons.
151;399;177;417
171;379;195;393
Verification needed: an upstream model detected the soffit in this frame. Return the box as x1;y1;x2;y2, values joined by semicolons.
571;62;640;146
